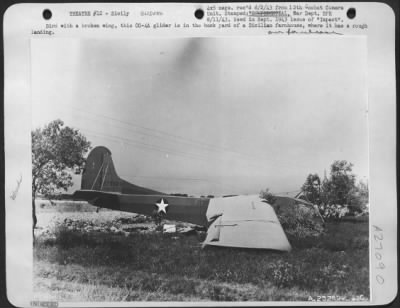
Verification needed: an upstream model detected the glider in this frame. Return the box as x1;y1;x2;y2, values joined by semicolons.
72;146;292;251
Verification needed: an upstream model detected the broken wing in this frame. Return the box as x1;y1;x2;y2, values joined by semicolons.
203;195;291;251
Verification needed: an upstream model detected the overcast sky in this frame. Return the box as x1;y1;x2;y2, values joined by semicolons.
31;36;368;196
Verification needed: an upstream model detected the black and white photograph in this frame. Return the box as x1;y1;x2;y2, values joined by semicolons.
3;2;397;306
30;36;370;302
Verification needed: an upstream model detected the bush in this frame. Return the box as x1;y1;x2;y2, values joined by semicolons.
272;203;324;238
259;188;277;204
112;215;151;224
319;204;349;221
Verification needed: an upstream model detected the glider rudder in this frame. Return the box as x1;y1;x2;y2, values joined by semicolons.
81;146;164;195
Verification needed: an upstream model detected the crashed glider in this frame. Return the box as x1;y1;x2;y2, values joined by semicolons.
72;146;292;251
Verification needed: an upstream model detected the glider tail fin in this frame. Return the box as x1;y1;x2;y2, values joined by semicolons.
81;146;164;195
81;146;122;192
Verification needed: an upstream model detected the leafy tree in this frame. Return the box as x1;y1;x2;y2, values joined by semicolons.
300;160;371;220
260;188;277;204
32;120;91;234
324;160;356;206
356;180;369;206
302;161;357;207
301;173;321;204
346;180;369;214
299;161;369;219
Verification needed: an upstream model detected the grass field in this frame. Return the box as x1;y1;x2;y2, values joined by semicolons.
33;202;370;302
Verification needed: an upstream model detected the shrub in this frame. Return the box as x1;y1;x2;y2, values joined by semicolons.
319;204;349;221
260;188;277;204
272;203;324;238
112;215;150;225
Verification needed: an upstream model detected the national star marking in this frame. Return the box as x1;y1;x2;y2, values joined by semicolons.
156;198;169;214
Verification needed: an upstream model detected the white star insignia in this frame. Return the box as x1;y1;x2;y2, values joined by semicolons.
155;198;169;214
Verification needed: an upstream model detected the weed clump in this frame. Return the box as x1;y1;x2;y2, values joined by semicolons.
161;278;198;295
140;276;163;292
206;285;236;301
267;262;345;291
51;225;91;248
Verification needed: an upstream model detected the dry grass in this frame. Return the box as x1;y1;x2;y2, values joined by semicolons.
33;203;370;302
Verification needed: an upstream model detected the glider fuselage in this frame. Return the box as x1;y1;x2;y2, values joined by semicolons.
73;189;210;226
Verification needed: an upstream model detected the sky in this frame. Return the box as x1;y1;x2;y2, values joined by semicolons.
31;36;368;196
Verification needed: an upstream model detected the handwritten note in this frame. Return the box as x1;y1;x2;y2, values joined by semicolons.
10;174;22;200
